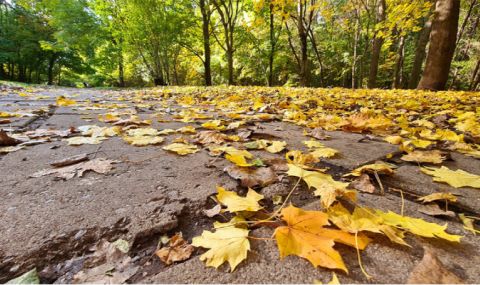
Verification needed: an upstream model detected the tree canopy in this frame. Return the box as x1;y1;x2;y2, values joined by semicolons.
0;0;478;90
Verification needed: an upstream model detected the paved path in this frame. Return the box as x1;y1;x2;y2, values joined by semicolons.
0;86;479;283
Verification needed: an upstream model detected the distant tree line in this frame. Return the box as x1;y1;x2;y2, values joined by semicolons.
0;0;478;91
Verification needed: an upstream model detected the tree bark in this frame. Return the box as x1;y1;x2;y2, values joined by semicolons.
268;2;275;87
418;0;460;90
200;0;212;86
393;36;405;89
470;59;480;90
297;1;309;87
47;54;57;86
368;0;386;88
409;15;433;89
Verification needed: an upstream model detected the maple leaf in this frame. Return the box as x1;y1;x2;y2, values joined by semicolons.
192;217;250;272
216;186;264;212
417;192;457;203
126;128;159;137
327;204;408;246
123;135;164;146
163;143;199;155
265;140;287;153
347;162;396;177
98;113;120;123
401;150;445;164
374;210;462;242
285;150;319;167
56;96;77;106
31;158;118;180
303;140;339;158
384;135;403;145
274;205;370;272
65;136;107;145
287;164;355;208
202;120;226;130
459;214;479;235
156;233;194;265
421;166;480;188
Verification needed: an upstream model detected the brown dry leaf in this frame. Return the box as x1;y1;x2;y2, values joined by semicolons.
401;150;445;164
225;165;278;188
195;131;228;145
418;203;456;218
349;174;375;193
31;158;118;180
407;247;464;284
156;233;194;265
305;128;330;140
24;128;74;139
73;239;137;284
113;115;151;126
417;192;457;203
0;130;20;146
203;204;222;218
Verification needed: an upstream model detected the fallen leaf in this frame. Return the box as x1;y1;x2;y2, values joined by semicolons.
202;120;226;130
327;204;408;246
418;203;456;218
274;205;370;272
305;128;330;140
384;135;403;145
98;113;120;123
265;140;287;153
73;239;138;283
224;165;278;188
126;128;159;137
349;174;376;193
31;158;118;180
459;214;479;235
287;164;355;208
328;272;340;284
285;150;319;167
192;217;250;271
347;162;396;177
375;209;461;242
226;154;254;167
401;150;445;164
156;233;194;265
65;136;106;145
163;143;199;155
6;269;40;284
113;115;151;126
0;145;24;154
407;247;464;284
421;166;480;189
203;204;222;217
195;131;228;145
417;192;457;203
123;135;164;146
216;186;263;212
0;130;20;146
56;96;77;106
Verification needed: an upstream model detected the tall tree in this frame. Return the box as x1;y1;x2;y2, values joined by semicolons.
212;0;244;85
418;0;460;90
367;0;386;88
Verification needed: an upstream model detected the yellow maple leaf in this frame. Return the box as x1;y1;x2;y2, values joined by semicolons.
303;140;325;149
216;186;263;212
327;204;408;246
56;96;77;106
123;135;164;146
328;273;340;284
126;128;159;137
384;135;403;145
192;218;250;272
347;162;395;177
459;214;480;235
163;143;199;155
401;150;445;164
98;113;120;123
274;205;370;272
287;164;355;208
375;210;461;242
202;120;226;130
65;136;106;145
265;141;287;153
421;166;480;188
286;150;319;167
417;192;457;203
310;147;338;159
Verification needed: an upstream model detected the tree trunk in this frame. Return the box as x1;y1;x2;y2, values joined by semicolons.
409;15;433;88
200;0;212;86
268;2;275;87
368;0;386;88
418;0;460;90
47;54;57;86
352;14;360;89
227;47;234;85
118;52;125;87
393;36;405;89
154;75;166;86
470;59;480;90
